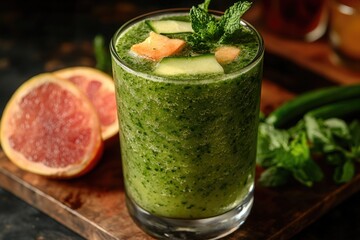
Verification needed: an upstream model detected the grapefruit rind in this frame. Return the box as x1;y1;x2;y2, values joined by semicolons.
0;73;104;178
53;66;119;143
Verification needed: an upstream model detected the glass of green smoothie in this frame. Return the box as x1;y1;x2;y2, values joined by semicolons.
110;1;264;239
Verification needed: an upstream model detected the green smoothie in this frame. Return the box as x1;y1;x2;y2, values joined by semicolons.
111;8;263;219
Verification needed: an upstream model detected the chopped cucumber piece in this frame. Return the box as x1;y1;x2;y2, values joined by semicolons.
146;20;194;34
154;55;224;76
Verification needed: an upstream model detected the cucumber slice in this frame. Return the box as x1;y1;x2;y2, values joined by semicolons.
154;55;224;76
146;20;193;34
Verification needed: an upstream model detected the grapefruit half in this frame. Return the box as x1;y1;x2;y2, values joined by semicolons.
53;67;119;143
0;73;104;178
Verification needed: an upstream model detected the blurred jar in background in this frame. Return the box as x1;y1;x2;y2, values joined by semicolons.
329;0;360;69
262;0;329;42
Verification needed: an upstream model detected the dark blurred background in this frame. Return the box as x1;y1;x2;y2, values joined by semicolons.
0;0;245;115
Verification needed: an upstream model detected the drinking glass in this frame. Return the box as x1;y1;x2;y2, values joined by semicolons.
329;0;360;69
262;0;329;42
110;9;264;239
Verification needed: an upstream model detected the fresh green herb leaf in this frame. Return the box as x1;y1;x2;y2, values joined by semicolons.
187;0;252;51
257;122;289;167
276;131;323;187
291;156;324;187
199;0;211;11
324;118;351;140
256;121;324;187
349;120;360;161
326;152;343;165
258;166;290;187
258;111;360;187
189;4;217;35
304;115;329;149
259;111;266;122
219;1;252;44
334;159;355;183
304;115;359;183
187;4;219;51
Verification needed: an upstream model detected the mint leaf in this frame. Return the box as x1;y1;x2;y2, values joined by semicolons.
305;116;349;154
187;0;252;51
258;166;290;187
276;131;323;187
293;157;324;187
187;4;219;51
304;115;360;184
256;121;323;187
186;34;214;52
199;0;211;11
189;4;217;34
219;1;252;43
349;120;360;161
256;122;289;167
326;152;343;165
259;102;360;187
305;115;329;148
324;118;351;140
334;159;355;183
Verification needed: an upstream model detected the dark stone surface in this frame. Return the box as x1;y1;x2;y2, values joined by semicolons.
0;188;83;240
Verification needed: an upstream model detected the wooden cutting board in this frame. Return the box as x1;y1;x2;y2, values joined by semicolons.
1;77;360;240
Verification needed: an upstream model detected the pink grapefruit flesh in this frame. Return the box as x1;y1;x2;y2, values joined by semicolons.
53;67;119;143
0;73;104;178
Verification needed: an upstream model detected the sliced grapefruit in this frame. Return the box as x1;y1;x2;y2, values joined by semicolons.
53;66;119;143
0;73;104;178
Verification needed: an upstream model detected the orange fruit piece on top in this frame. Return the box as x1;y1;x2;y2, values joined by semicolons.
215;46;241;65
131;31;186;61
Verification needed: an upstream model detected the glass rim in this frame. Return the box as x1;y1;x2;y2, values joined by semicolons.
333;0;360;15
110;8;264;84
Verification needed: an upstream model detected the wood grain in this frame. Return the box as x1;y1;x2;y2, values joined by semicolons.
1;79;360;240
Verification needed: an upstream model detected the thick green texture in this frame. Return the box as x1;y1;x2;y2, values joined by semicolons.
113;63;262;218
266;84;360;128
113;12;263;218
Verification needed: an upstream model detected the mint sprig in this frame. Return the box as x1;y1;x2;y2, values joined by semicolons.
257;119;324;187
257;114;360;187
187;0;252;52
